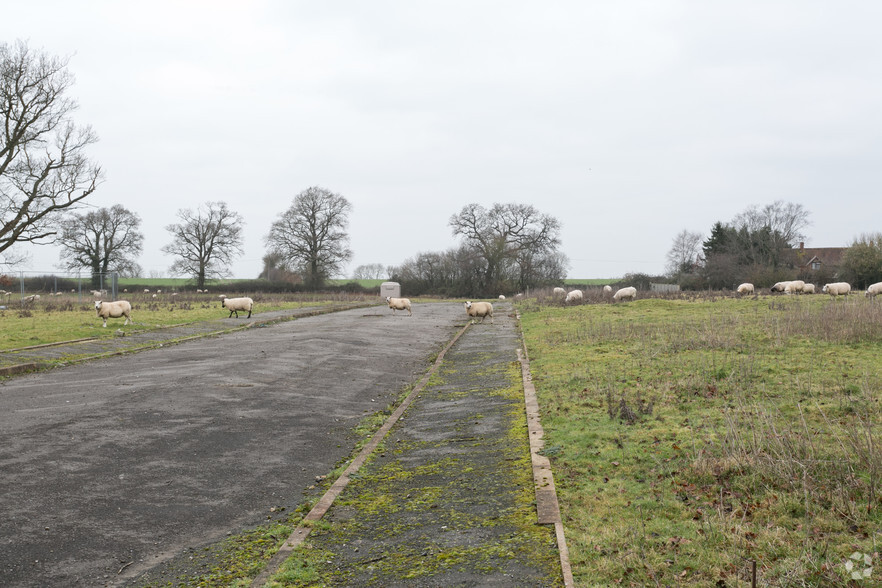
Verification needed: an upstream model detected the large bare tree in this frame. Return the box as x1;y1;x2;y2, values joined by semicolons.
162;201;244;289
0;40;103;261
265;186;353;288
449;203;562;293
58;205;143;287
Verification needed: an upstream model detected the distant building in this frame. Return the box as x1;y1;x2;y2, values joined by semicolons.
787;242;846;277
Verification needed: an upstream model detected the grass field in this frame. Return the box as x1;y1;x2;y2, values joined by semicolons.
0;291;376;351
519;292;882;586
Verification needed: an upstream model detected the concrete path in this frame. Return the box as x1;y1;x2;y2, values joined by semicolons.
253;307;566;587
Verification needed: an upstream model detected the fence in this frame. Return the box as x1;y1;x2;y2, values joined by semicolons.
0;271;121;308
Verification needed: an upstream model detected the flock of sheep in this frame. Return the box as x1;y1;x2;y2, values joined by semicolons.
553;285;637;303
737;280;882;298
384;296;495;324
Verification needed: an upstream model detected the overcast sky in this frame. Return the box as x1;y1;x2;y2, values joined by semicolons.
4;1;882;280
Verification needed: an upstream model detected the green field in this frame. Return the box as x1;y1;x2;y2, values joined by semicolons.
0;291;374;351
518;294;882;586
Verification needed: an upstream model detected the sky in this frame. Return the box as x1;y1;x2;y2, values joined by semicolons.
4;1;882;280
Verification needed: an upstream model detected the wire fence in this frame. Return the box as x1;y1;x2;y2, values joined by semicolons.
0;271;121;308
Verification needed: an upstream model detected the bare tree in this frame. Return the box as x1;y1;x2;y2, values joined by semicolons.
352;263;386;280
0;40;103;261
665;229;704;277
162;201;244;289
58;205;143;287
265;186;353;288
732;200;811;252
449;203;562;294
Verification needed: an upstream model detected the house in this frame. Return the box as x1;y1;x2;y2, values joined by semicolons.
787;242;846;277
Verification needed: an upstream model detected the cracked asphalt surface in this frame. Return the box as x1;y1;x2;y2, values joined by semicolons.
0;303;467;587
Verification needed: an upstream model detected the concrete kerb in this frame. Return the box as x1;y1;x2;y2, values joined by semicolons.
0;302;373;377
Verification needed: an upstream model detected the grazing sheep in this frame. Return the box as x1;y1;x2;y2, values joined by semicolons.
222;296;253;318
603;285;613;295
866;282;882;298
802;284;816;294
385;296;412;316
196;289;203;293
565;289;583;303
22;294;40;304
784;280;805;295
144;289;150;293
613;286;637;302
464;301;493;323
94;300;132;327
498;294;506;300
553;287;566;297
770;281;791;293
822;282;851;297
736;283;754;296
218;294;227;300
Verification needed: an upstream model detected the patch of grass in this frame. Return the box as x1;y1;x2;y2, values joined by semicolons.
0;292;373;351
520;295;882;586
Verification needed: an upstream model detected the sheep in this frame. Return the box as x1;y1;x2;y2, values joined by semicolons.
94;300;132;328
565;289;583;303
22;294;40;304
866;282;882;298
143;289;150;293
736;283;754;296
822;282;851;297
613;286;637;302
802;284;816;294
196;289;203;293
464;300;493;323
385;296;412;316
221;296;253;318
498;294;506;300
770;281;791;293
784;280;805;295
603;285;613;295
553;287;566;297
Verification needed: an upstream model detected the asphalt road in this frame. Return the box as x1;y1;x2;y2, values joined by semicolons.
0;302;466;588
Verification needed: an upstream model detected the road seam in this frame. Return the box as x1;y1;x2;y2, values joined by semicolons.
249;321;472;587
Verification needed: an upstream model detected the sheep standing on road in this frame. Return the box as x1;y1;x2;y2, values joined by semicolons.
464;301;493;324
613;287;637;302
222;297;253;318
736;283;754;296
95;300;132;328
385;296;412;316
565;289;583;304
822;282;851;297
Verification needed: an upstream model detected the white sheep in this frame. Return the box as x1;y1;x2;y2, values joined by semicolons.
22;294;40;304
866;282;882;298
553;287;566;297
784;280;805;295
822;282;851;297
613;286;637;302
464;300;493;323
802;284;816;294
385;296;412;316
222;296;253;318
603;285;613;295
565;289;583;303
143;289;150;293
736;283;754;295
498;294;506;300
94;300;132;328
770;281;791;293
